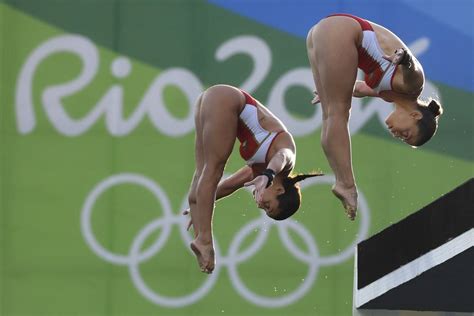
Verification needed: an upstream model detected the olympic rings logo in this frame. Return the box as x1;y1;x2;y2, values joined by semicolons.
81;173;370;308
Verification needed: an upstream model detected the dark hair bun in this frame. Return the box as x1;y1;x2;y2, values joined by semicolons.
428;100;443;117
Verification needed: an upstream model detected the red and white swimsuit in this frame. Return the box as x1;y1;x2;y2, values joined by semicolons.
237;91;281;165
328;13;398;93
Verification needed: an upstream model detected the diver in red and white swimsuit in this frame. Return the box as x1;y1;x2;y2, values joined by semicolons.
237;90;284;165
326;14;398;93
184;84;321;274
306;13;443;220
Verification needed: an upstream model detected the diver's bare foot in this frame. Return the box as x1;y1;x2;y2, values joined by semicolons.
332;184;358;221
190;239;215;274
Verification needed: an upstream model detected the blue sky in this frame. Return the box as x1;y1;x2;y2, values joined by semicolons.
208;0;474;92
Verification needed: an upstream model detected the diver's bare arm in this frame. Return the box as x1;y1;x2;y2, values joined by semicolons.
265;132;296;174
385;48;424;92
184;166;253;233
400;55;424;92
245;147;295;202
353;80;378;98
266;148;295;174
215;166;254;200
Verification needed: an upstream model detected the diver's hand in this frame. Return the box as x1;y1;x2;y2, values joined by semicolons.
331;183;358;221
311;90;321;105
383;48;410;66
244;175;269;204
182;209;193;231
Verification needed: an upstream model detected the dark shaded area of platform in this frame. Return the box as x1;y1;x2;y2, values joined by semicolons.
359;246;474;312
357;178;474;289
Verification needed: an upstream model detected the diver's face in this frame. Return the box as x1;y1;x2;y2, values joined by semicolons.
254;185;284;218
385;108;422;146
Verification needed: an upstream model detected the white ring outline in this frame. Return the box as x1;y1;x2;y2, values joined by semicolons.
128;217;221;307
81;172;371;307
81;173;173;265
